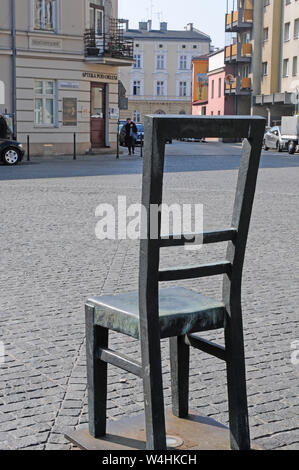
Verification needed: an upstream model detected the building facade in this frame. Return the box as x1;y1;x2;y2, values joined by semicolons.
225;0;299;124
225;0;254;115
0;0;133;155
254;0;299;122
191;55;209;116
192;50;235;140
119;21;211;123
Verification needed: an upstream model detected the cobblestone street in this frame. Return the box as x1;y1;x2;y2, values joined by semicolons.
0;141;298;450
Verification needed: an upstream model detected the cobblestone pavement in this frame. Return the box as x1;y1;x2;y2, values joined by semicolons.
0;141;298;450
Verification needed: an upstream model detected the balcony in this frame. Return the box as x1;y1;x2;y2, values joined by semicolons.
225;76;251;95
225;42;252;63
225;8;253;32
84;19;134;67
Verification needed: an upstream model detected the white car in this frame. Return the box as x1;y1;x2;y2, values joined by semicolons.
263;126;288;152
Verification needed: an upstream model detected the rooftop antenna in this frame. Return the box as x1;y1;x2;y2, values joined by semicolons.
156;11;163;23
149;0;154;20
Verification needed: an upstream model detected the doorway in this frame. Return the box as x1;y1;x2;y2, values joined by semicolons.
90;83;106;148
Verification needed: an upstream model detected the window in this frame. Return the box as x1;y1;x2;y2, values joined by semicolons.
211;80;214;99
179;81;187;97
263;27;269;42
284;22;290;41
133;54;142;69
133;110;141;123
156;55;165;70
286;0;291;4
295;19;299;38
264;0;270;5
34;80;55;125
132;80;141;96
156;81;165;96
89;6;104;35
218;78;222;97
263;62;268;76
283;58;289;77
293;56;298;76
179;55;187;70
34;0;56;31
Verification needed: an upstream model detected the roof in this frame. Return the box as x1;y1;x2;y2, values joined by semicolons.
124;28;211;43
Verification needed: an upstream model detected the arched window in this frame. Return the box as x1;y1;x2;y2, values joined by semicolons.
0;81;5;105
179;110;186;115
154;109;166;115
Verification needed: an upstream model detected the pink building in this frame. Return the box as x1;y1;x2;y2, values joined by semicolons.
192;49;235;118
206;49;234;117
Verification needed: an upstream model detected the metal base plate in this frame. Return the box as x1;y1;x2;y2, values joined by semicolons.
65;409;261;450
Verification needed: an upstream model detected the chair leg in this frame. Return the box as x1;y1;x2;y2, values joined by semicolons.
169;336;190;418
141;333;167;450
85;304;108;438
225;315;251;450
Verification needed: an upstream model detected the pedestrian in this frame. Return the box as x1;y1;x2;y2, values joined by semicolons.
0;113;10;139
123;118;138;155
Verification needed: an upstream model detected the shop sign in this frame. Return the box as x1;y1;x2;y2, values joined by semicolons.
82;72;118;81
59;81;80;89
30;38;62;49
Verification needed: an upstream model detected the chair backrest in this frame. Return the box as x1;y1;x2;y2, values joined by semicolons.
138;115;265;336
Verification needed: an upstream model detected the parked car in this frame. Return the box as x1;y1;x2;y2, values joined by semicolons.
0;138;24;165
263;126;288;152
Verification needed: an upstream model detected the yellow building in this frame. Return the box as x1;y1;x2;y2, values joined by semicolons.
225;0;299;123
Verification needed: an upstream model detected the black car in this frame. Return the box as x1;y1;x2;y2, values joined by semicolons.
0;138;25;165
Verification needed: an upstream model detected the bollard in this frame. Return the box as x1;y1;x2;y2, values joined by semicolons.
73;133;76;160
27;135;30;162
116;120;120;159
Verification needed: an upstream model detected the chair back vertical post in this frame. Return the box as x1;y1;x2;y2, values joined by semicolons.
138;116;167;449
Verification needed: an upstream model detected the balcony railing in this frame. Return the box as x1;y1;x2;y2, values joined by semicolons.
84;19;134;63
225;42;252;62
225;8;253;32
225;77;251;94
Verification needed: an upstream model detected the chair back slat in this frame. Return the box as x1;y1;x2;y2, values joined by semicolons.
159;261;232;282
159;228;237;248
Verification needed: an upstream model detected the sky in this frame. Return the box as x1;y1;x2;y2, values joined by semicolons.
118;0;227;49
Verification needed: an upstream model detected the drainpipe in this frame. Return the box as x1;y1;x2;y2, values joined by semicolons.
266;107;271;127
11;0;17;139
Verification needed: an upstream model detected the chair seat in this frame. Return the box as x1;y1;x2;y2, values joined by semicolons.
87;287;226;340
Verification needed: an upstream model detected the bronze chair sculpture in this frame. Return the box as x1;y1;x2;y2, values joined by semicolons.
80;116;265;450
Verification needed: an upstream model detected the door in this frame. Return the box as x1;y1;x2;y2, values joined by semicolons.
90;83;106;148
89;4;104;52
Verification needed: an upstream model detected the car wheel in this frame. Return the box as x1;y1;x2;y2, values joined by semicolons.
277;143;283;152
263;141;269;151
2;147;21;165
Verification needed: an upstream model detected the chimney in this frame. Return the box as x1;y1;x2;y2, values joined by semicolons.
147;20;152;31
185;23;194;31
139;22;147;31
160;22;168;31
